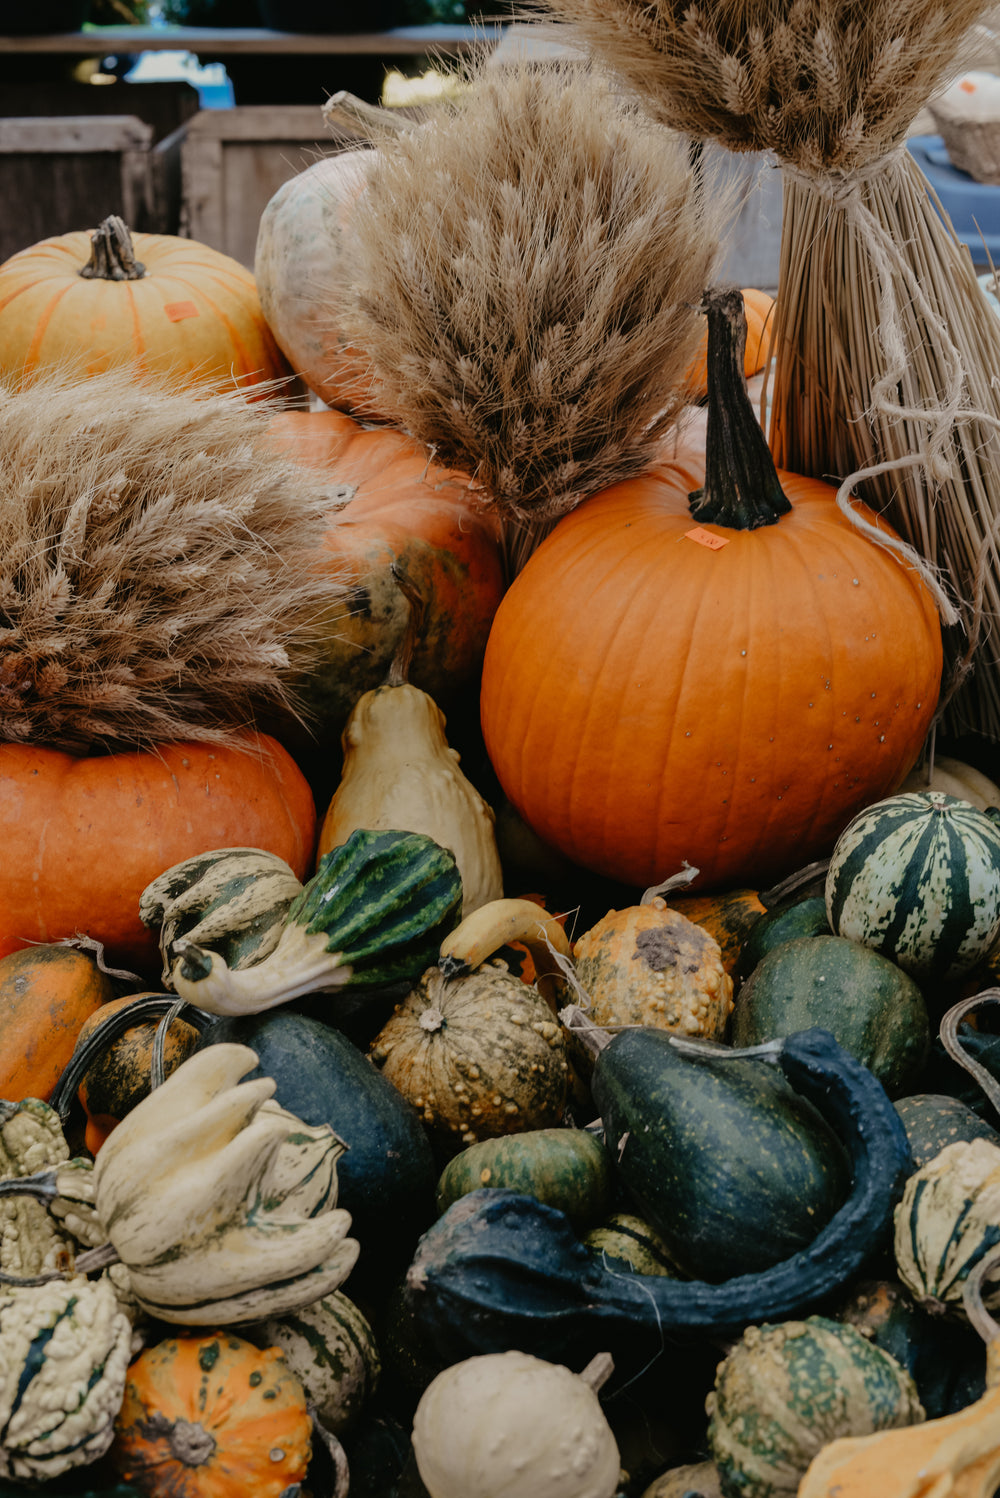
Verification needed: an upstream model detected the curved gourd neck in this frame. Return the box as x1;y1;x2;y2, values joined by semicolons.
689;287;791;531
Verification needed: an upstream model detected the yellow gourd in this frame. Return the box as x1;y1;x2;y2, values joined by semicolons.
797;1245;1000;1497
317;568;503;917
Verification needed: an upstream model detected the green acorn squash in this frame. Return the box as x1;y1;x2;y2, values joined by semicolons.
825;791;1000;984
731;934;930;1098
894;1092;1000;1169
734;894;831;985
434;1127;612;1230
592;1025;851;1280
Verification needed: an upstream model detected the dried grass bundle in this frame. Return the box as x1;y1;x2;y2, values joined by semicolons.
534;0;1000;739
0;369;346;755
337;60;730;560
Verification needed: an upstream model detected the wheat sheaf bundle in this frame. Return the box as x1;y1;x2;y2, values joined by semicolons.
0;369;345;755
536;0;1000;738
338;59;730;556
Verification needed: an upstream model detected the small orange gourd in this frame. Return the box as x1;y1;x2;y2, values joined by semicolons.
0;945;115;1103
110;1332;312;1498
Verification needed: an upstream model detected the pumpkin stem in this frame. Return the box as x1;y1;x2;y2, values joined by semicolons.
322;88;413;143
386;563;426;688
689;288;791;530
79;215;146;282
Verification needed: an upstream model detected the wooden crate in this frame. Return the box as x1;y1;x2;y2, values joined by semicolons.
179;105;348;270
0;114;154;263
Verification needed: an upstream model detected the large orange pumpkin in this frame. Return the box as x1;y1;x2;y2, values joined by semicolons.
111;1332;312;1498
479;290;943;892
0;214;291;394
0;944;116;1103
266;408;507;741
0;732;316;974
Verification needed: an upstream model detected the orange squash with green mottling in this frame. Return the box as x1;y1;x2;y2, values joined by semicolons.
266;408;506;741
110;1332;312;1498
0;944;115;1103
668;887;767;978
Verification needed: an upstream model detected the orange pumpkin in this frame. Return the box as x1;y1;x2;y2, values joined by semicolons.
0;215;291;394
75;993;202;1156
685;286;775;401
0;731;316;974
479;290;942;892
0;944;115;1103
111;1332;312;1498
266;408;506;740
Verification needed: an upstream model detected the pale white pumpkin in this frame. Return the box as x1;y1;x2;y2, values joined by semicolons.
411;1350;622;1498
900;754;1000;813
254;150;379;416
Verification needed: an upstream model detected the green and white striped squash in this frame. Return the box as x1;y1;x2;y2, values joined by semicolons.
583;1211;682;1277
245;1289;380;1436
706;1315;925;1498
824;791;1000;983
0;1276;133;1482
893;1136;1000;1319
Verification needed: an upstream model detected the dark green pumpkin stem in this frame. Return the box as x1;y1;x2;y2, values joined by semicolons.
689;287;791;530
79;214;146;282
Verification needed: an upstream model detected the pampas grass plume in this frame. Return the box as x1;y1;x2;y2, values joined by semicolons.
0;369;348;755
339;59;731;530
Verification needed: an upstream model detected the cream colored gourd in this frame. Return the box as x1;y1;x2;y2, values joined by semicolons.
411;1350;622;1498
900;754;1000;813
894;1136;1000;1318
317;570;503;917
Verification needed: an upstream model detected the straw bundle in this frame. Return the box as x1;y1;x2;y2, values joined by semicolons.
335;59;731;570
0;369;346;755
532;0;1000;739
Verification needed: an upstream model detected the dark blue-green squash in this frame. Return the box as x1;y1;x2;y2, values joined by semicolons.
894;1092;1000;1168
434;1128;612;1230
592;1024;851;1280
735;893;831;985
731;934;930;1098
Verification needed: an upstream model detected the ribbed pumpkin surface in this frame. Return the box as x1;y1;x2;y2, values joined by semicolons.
825;791;1000;982
0;229;288;392
111;1333;311;1498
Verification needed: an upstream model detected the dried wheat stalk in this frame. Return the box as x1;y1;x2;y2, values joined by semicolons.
534;0;1000;738
337;59;731;570
0;370;347;755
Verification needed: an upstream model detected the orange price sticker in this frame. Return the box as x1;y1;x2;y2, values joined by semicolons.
163;301;200;323
685;526;729;551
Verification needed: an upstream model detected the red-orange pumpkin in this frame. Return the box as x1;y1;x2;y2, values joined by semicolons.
266;408;507;740
0;215;291;394
0;944;116;1103
685;286;774;400
0;732;316;974
111;1332;312;1498
479;290;943;892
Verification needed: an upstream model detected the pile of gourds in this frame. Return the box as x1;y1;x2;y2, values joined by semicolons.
3;54;1000;1498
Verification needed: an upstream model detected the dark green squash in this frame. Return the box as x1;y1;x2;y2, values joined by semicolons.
893;1092;1000;1168
196;1009;437;1281
434;1127;612;1230
731;934;930;1098
402;1028;913;1376
735;894;831;985
592;1025;851;1280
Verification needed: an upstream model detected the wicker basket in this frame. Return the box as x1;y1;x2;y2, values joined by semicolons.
928;109;1000;185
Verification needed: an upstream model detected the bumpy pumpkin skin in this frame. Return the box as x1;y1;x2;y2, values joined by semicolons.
0;228;290;394
0;733;316;973
480;457;942;892
266;409;506;741
0;944;115;1103
369;965;570;1146
111;1332;312;1498
76;993;202;1155
573;899;734;1040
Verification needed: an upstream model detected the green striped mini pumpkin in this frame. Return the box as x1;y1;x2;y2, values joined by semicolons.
824;791;1000;983
893;1136;1000;1319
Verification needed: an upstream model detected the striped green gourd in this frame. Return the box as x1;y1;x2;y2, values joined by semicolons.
148;828;464;1015
824;791;1000;983
893;1136;1000;1318
244;1289;380;1436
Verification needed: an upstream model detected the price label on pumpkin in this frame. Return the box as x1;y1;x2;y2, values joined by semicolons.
163;301;200;323
685;526;729;550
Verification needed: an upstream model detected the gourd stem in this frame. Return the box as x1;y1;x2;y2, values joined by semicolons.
0;1167;60;1206
580;1351;614;1392
386;563;426;688
151;998;197;1091
939;992;1000;1120
962;1242;1000;1353
759;858;831;910
322;89;412;142
689;288;792;530
640;862;699;905
79;215;146;281
309;1407;350;1498
48;994;215;1125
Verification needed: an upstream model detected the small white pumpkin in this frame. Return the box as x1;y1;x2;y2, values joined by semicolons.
411;1349;622;1498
